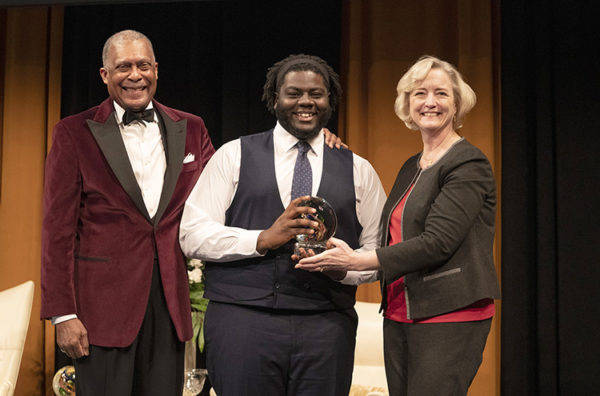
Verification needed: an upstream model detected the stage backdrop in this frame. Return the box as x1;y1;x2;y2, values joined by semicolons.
338;2;500;395
500;0;600;394
59;1;341;148
1;1;503;395
0;6;63;396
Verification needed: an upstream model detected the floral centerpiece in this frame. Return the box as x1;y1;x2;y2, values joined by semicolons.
188;258;209;352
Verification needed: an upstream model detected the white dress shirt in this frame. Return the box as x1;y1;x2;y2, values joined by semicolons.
114;102;166;218
180;122;386;285
53;102;166;325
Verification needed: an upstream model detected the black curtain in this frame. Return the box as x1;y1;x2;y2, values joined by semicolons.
56;0;341;372
501;1;600;394
60;0;341;149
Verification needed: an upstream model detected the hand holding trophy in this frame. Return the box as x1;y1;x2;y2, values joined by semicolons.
294;196;337;257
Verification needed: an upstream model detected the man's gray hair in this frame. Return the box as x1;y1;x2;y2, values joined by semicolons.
102;29;155;68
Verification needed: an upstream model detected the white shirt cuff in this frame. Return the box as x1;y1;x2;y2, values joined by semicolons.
51;314;78;325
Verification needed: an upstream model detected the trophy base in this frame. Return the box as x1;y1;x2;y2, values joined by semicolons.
294;242;326;257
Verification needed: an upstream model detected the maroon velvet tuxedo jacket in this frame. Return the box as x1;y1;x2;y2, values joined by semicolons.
40;98;215;347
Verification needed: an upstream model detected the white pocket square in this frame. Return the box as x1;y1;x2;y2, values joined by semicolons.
183;153;195;164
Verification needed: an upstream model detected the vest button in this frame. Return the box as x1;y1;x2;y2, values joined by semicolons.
303;283;311;289
274;283;280;289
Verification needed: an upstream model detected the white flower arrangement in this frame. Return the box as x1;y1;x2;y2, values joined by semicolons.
187;258;209;352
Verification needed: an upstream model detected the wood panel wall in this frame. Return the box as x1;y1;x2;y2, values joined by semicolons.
0;6;63;396
341;1;501;395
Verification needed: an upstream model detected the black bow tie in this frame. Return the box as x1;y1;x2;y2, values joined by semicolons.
123;109;155;125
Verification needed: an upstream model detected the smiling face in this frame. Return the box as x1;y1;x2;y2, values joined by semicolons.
100;38;158;111
409;68;457;135
274;70;332;141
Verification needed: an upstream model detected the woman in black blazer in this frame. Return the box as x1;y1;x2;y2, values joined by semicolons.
296;55;500;395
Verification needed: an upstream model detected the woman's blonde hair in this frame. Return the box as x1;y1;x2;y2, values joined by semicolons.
394;55;476;130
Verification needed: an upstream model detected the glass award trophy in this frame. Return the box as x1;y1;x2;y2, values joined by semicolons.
294;196;337;256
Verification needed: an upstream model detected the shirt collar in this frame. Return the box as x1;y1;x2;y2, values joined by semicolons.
113;101;156;125
274;121;324;156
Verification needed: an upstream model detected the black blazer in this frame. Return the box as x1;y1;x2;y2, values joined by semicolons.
376;139;501;320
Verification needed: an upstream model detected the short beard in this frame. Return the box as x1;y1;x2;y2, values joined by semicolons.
276;106;333;141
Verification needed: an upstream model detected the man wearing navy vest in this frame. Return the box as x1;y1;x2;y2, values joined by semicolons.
180;54;386;396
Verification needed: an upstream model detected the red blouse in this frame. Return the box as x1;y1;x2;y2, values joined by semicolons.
384;185;495;323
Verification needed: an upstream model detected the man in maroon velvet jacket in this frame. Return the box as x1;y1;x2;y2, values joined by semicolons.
40;29;214;395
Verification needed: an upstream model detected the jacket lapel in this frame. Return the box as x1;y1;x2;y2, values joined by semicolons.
153;106;187;224
87;113;152;222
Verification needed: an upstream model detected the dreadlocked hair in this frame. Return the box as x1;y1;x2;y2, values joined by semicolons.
262;54;342;115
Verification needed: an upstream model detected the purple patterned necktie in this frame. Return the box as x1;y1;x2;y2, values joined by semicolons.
291;141;312;200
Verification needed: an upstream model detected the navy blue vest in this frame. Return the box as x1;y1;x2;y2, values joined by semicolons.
205;130;362;310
